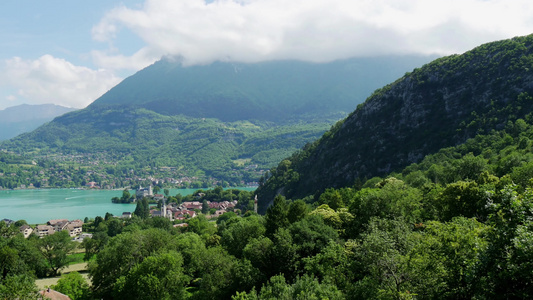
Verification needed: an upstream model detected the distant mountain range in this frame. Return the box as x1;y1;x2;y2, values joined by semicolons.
0;104;76;141
1;56;433;185
256;34;533;210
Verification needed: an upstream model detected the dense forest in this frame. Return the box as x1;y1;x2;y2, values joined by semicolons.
3;119;533;298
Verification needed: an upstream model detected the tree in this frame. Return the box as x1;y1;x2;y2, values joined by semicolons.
121;189;132;202
106;218;123;237
475;184;533;298
90;228;178;299
5;234;48;278
134;198;150;219
288;215;339;259
104;212;113;221
243;236;274;274
265;195;289;237
153;185;161;194
38;231;76;276
287;199;308;223
192;246;237;299
113;251;189;300
13;220;28;227
438;180;485;221
303;241;350;290
0;245;26;280
93;216;104;229
186;215;216;237
82;231;109;261
202;200;209;214
418;217;489;299
221;215;266;258
0;274;39;300
52;271;90;300
319;188;345;210
235;274;345;300
268;228;299;279
0;221;18;238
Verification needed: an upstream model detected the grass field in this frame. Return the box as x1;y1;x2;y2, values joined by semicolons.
35;263;89;289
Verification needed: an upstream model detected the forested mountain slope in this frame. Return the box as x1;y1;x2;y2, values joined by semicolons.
1;56;432;185
257;34;533;208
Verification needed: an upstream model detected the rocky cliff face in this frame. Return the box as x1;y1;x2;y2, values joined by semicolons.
257;34;533;209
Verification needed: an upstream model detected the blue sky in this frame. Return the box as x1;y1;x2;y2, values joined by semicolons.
2;0;533;110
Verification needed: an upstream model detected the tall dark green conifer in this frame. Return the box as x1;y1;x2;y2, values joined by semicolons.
134;198;150;219
265;195;289;237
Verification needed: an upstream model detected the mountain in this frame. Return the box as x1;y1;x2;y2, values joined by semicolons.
256;34;533;209
1;56;433;186
90;56;433;122
0;104;76;141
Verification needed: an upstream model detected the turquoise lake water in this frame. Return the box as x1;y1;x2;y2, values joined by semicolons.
0;187;256;224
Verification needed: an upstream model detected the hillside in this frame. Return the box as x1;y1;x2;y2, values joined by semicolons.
256;34;533;209
1;56;432;186
0;104;76;141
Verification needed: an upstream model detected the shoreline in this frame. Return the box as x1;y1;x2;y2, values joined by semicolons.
0;185;258;192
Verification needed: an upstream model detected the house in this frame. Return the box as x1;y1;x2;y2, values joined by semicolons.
1;218;14;225
36;225;55;237
153;194;165;201
86;181;98;189
209;202;221;209
66;223;83;237
136;185;153;199
150;209;163;217
174;210;196;219
66;224;77;237
48;219;69;226
49;220;69;232
181;201;202;210
214;209;226;217
68;220;83;236
121;212;132;219
39;288;71;300
19;224;33;238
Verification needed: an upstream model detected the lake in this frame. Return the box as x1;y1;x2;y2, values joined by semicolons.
0;187;256;224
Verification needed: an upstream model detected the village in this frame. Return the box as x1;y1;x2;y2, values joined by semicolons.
131;185;245;227
2;185;255;240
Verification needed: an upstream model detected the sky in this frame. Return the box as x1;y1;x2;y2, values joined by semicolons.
1;0;533;110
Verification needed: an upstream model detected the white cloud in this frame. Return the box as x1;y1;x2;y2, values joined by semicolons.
0;55;122;109
91;47;159;71
92;0;533;67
